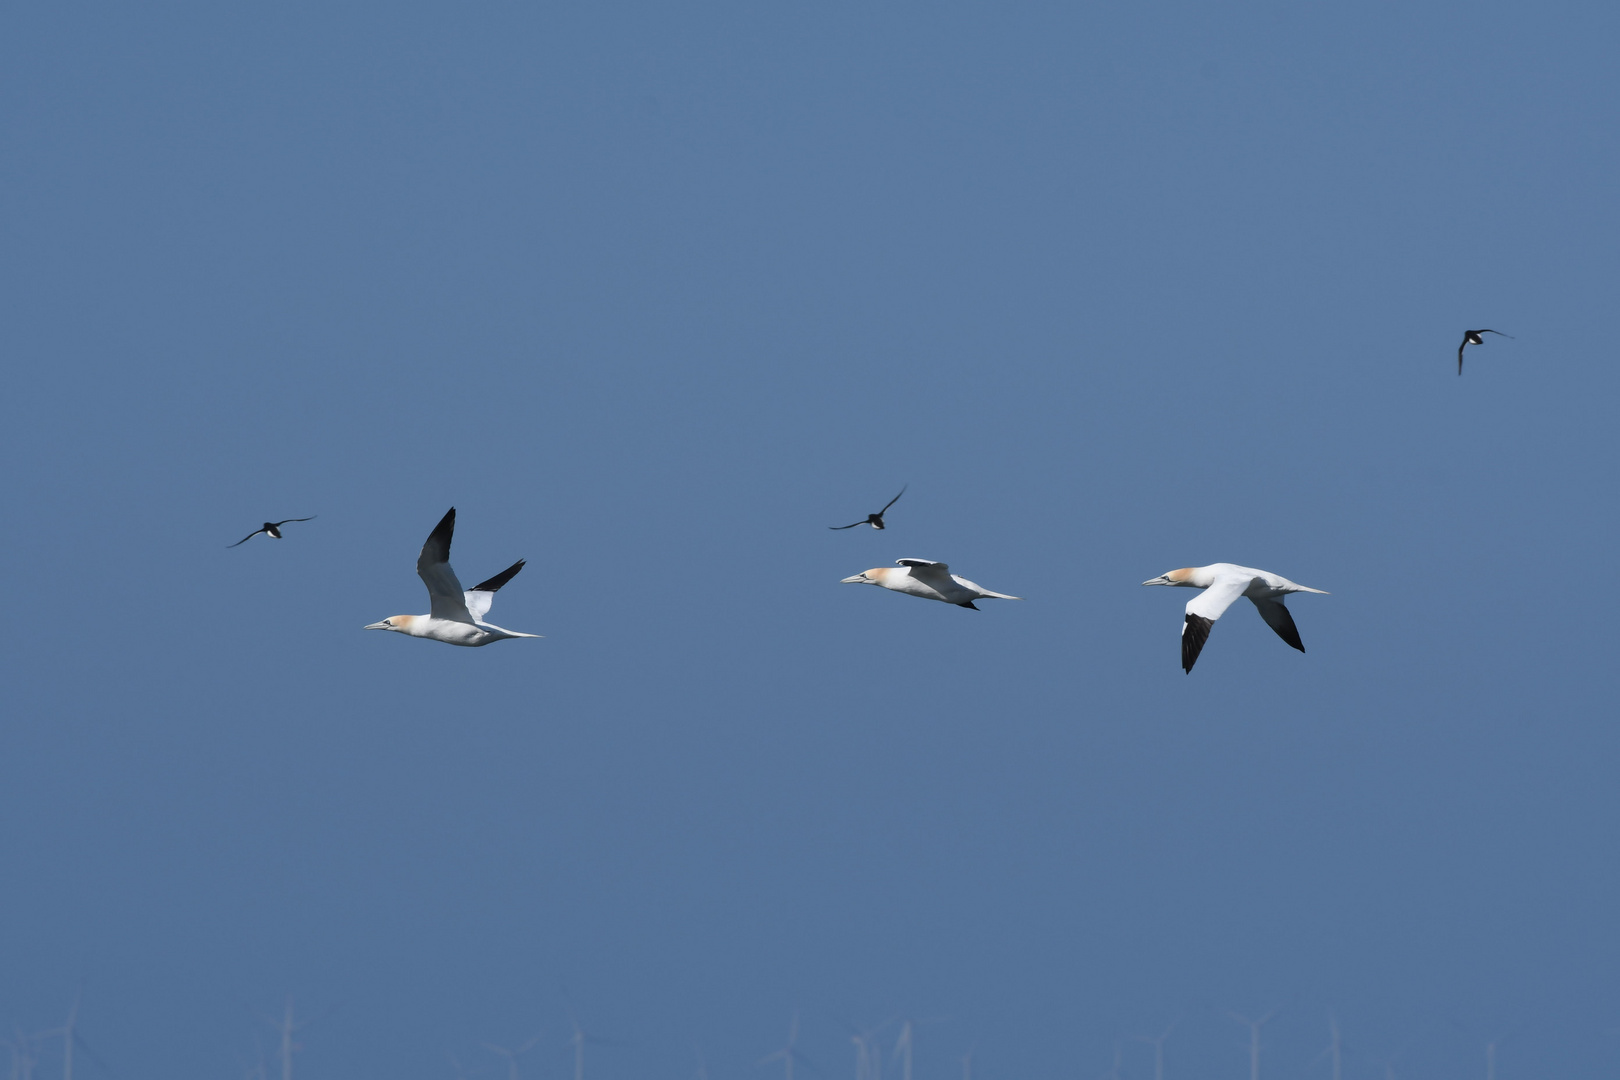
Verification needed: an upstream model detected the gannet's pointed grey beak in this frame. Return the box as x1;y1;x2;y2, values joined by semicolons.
1141;575;1172;586
364;621;391;630
841;573;868;584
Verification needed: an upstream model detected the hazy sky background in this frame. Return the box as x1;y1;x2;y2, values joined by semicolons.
4;1;1619;1077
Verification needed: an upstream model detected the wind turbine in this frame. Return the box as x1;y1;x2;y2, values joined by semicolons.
1098;1040;1123;1080
480;1035;540;1080
1367;1035;1413;1080
850;1031;874;1080
1133;1019;1179;1080
1228;1008;1279;1080
1483;1024;1518;1080
759;1011;820;1080
840;1016;891;1080
240;1048;269;1080
892;1022;914;1080
30;998;79;1080
4;1028;39;1080
1369;1046;1405;1080
961;1045;974;1080
565;1009;628;1080
1307;1014;1344;1080
890;1017;943;1080
1445;1016;1518;1080
263;1000;305;1080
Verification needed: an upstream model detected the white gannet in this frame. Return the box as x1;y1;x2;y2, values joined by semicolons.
229;516;316;547
841;558;1021;610
1141;563;1328;673
829;485;907;530
365;507;541;647
1457;328;1513;375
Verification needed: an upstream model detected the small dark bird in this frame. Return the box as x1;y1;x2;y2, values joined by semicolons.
1457;329;1513;375
229;517;316;547
829;486;907;530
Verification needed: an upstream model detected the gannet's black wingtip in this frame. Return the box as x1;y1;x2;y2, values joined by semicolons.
422;507;457;563
470;559;526;594
1182;614;1213;673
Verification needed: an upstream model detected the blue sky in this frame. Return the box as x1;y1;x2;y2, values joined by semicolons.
4;2;1619;1077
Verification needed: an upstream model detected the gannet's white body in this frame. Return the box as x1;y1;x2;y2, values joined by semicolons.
841;559;1022;610
365;508;541;647
1141;563;1327;673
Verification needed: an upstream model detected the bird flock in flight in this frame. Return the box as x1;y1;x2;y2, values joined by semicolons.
232;330;1511;673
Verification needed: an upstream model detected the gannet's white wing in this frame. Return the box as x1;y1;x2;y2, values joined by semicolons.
1181;573;1253;673
896;558;951;582
1250;596;1305;652
417;508;475;624
465;560;525;624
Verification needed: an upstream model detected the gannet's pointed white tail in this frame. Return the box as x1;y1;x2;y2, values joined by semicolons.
1293;585;1330;595
477;621;543;639
976;588;1023;600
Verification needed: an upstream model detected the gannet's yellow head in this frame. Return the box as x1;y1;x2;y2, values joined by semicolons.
1141;568;1196;587
364;615;419;633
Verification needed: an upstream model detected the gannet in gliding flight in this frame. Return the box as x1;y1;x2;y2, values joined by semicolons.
1141;563;1328;673
842;558;1021;609
365;508;541;647
1457;329;1513;375
829;485;907;530
229;516;316;547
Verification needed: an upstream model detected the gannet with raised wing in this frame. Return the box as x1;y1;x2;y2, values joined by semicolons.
1141;563;1327;672
229;516;316;547
1457;328;1513;375
365;508;541;646
841;558;1021;610
829;485;907;530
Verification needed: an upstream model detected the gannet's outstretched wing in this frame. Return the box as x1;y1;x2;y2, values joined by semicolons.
465;559;525;624
896;558;951;584
418;508;474;623
1250;596;1305;652
1182;573;1253;673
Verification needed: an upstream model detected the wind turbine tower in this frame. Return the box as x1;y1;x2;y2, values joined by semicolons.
894;1021;914;1080
480;1036;539;1080
891;1017;942;1080
1134;1020;1178;1080
1229;1009;1278;1080
32;997;79;1080
759;1011;814;1080
566;1010;626;1080
269;1001;305;1080
5;1028;39;1080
